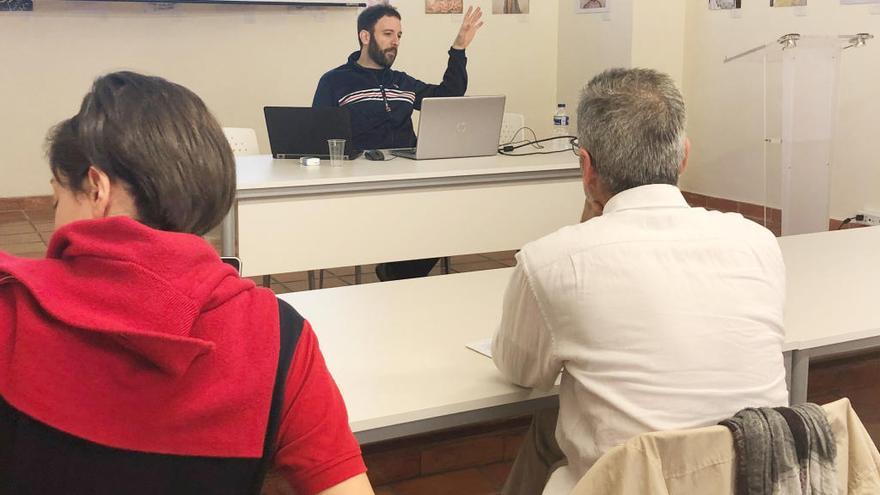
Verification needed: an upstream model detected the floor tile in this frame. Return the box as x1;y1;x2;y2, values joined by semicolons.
11;251;46;259
33;222;55;233
24;209;55;223
273;271;310;283
340;273;381;285
450;254;491;265
364;447;422;486
451;261;509;273
0;242;46;256
327;264;376;277
284;280;310;292
482;250;518;262
319;277;351;289
0;222;36;236
503;431;526;461
0;232;43;244
390;468;497;495
0;211;28;223
421;435;504;475
270;283;291;294
477;461;514;489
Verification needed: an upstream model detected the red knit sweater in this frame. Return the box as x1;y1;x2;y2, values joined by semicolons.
0;217;364;494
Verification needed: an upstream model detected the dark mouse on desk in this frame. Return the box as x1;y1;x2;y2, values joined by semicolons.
364;149;385;161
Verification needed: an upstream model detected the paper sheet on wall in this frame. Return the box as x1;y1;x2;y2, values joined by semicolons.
466;338;493;358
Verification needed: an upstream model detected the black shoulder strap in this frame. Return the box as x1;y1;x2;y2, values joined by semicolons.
251;298;304;494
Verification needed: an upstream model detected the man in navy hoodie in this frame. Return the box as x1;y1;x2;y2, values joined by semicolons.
313;3;484;281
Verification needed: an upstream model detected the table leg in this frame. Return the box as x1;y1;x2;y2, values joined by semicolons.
789;349;810;405
221;204;236;257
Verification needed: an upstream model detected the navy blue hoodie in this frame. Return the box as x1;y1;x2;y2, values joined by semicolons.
312;48;468;150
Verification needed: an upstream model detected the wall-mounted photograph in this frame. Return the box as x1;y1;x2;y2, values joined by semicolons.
709;0;741;9
493;0;529;14
426;0;463;14
0;0;33;11
576;0;609;14
771;0;808;6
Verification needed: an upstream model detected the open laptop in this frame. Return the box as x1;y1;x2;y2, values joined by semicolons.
264;106;361;160
391;96;506;160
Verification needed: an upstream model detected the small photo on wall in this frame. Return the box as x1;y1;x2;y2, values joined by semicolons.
771;0;807;6
426;0;463;14
493;0;530;14
0;0;33;11
709;0;741;9
576;0;609;13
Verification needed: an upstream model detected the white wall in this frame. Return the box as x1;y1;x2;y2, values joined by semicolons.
0;0;559;197
681;0;880;218
556;0;633;123
4;0;878;219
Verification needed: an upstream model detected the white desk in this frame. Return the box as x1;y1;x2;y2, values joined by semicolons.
224;153;582;277
778;227;880;403
279;226;880;443
278;269;557;445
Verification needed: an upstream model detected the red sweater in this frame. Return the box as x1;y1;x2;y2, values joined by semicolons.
0;217;365;494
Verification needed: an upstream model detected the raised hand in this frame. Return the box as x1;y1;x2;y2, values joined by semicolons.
452;6;484;50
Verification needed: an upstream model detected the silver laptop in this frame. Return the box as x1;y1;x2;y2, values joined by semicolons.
391;96;506;160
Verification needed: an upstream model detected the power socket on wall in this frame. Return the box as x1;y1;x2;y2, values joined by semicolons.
856;210;880;226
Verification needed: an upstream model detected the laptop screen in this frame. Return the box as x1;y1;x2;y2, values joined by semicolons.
264;106;358;159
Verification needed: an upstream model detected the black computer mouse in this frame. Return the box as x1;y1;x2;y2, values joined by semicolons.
364;149;385;161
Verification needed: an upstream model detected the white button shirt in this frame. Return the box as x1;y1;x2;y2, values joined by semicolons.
492;184;789;494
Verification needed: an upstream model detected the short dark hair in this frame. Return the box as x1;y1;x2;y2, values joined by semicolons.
357;4;401;47
46;71;235;236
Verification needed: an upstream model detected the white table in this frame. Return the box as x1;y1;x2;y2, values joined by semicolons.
279;226;880;443
778;227;880;403
224;153;582;277
278;269;557;444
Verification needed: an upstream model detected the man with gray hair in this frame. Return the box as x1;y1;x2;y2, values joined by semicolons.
492;68;788;494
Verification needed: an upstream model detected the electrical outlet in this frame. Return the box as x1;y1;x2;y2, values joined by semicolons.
856;209;880;226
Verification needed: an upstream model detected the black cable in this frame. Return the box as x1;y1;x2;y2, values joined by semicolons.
502;127;544;149
837;216;856;230
498;148;573;157
498;135;577;156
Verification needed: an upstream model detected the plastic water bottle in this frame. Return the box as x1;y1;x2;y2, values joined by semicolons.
552;103;570;151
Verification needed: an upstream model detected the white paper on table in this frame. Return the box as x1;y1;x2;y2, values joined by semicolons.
466;337;493;358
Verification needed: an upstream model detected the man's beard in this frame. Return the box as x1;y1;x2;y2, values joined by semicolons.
368;37;397;68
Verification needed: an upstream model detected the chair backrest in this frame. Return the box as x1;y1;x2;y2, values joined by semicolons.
222;127;260;156
499;112;525;145
569;398;880;495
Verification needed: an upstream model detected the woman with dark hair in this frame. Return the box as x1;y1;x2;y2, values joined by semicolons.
0;72;373;495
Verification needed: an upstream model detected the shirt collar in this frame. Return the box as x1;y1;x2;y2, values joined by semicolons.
602;184;690;215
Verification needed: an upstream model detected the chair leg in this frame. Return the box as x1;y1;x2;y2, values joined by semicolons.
319;269;325;289
308;270;316;290
262;275;271;288
441;257;451;274
355;265;362;284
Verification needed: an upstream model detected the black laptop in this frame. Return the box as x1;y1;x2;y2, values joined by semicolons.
264;106;361;160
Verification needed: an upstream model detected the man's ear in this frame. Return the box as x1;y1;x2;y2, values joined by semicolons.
84;166;113;219
579;147;595;193
680;137;691;175
359;29;371;48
